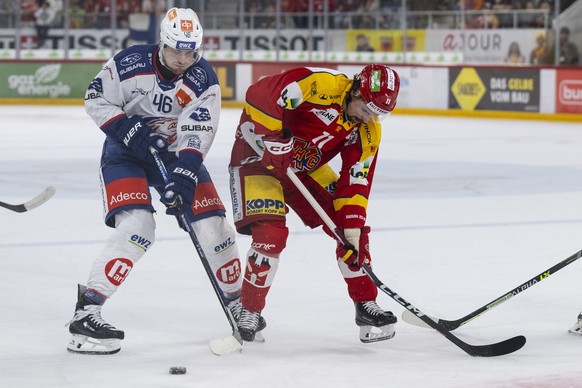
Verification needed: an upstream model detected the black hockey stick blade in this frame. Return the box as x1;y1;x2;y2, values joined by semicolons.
362;266;526;357
402;249;582;331
0;186;56;213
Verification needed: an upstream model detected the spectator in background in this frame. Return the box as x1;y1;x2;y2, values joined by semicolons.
519;0;537;28
355;34;374;52
85;0;109;28
257;1;277;29
530;32;551;64
529;1;552;28
504;41;525;64
0;0;15;28
558;27;579;65
70;0;86;28
34;0;56;48
21;0;37;26
47;0;63;27
245;0;262;28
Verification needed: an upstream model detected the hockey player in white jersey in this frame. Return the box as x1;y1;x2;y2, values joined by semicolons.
67;8;252;354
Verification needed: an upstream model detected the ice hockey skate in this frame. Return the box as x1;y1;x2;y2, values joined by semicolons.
355;301;397;343
67;285;124;355
237;305;267;342
568;312;582;335
228;298;266;343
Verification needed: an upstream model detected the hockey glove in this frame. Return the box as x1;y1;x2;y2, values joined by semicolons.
161;151;201;216
116;116;167;161
261;129;294;180
336;226;371;272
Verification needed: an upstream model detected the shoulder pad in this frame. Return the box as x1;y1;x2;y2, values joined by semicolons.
114;45;155;81
183;58;218;96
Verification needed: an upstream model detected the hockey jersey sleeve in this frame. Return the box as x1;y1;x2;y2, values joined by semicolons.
84;57;129;134
243;67;344;136
333;120;382;230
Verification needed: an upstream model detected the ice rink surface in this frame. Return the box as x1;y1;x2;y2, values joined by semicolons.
1;106;582;387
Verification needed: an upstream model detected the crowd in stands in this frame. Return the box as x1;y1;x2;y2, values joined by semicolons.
241;0;563;29
4;0;574;31
11;0;161;30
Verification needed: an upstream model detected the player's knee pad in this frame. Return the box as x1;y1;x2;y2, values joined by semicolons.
243;247;280;291
109;209;156;258
87;209;156;296
192;215;242;299
250;221;288;257
240;220;286;298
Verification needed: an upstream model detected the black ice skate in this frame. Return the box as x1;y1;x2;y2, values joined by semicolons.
568;311;582;335
228;299;266;342
355;301;397;343
67;284;124;355
237;306;267;342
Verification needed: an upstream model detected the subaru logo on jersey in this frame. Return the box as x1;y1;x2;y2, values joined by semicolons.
185;72;204;94
176;41;196;50
190;107;211;121
181;124;214;132
119;62;146;76
119;53;142;67
192;67;207;83
88;78;103;93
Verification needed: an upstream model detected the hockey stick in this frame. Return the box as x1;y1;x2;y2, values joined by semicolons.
149;148;243;356
0;186;55;213
285;168;526;357
402;249;582;331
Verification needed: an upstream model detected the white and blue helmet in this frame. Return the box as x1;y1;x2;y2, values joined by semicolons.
159;8;203;63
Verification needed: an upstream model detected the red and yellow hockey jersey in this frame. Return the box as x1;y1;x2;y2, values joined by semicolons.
231;67;383;229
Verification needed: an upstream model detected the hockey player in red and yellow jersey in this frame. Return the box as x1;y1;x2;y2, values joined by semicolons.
229;64;400;343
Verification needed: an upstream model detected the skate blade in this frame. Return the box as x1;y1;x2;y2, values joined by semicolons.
253;331;265;343
359;324;396;343
67;334;121;355
568;323;582;335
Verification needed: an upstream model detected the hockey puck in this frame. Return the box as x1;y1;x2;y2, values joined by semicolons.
169;366;187;375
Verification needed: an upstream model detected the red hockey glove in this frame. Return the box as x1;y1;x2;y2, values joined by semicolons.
336;226;371;272
261;130;294;180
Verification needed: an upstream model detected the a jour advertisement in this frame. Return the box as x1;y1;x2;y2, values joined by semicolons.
425;29;548;65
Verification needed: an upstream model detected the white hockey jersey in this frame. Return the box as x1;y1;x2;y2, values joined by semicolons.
84;44;221;159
